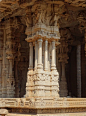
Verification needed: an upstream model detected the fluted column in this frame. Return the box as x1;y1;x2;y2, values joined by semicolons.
77;45;81;97
37;39;43;69
44;40;48;71
51;41;56;71
35;41;38;70
29;42;33;70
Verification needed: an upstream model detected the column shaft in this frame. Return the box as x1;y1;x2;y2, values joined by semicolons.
35;41;38;70
37;39;43;69
51;41;56;71
62;63;65;77
77;45;81;97
29;42;33;70
0;61;1;77
44;40;48;71
48;43;51;71
9;60;12;77
15;61;19;97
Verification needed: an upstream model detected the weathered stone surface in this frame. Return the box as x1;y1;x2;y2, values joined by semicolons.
0;109;8;114
7;112;86;116
0;0;86;116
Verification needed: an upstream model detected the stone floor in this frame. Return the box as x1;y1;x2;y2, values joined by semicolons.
7;113;86;116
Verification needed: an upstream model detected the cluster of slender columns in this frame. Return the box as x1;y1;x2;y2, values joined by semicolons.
28;39;56;71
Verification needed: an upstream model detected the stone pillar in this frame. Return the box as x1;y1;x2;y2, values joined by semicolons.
29;42;33;70
37;39;43;69
35;41;38;70
0;61;1;78
77;45;81;97
0;30;3;97
26;42;34;97
15;61;19;97
9;59;12;77
0;60;2;97
60;62;68;97
5;26;15;98
51;41;56;71
48;43;51;71
42;42;45;70
44;40;48;71
7;57;15;98
50;41;59;97
2;28;7;98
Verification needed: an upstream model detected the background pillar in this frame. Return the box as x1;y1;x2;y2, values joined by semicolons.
77;45;81;97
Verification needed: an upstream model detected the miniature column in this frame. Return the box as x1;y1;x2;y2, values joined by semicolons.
51;40;56;71
44;40;48;71
77;45;81;97
29;42;33;70
35;41;38;70
37;38;43;69
48;43;51;71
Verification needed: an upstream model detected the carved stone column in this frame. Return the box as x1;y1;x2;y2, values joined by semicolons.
6;41;15;98
5;19;15;98
58;37;68;97
44;40;48;71
85;29;86;56
15;40;21;98
60;62;68;97
37;39;43;70
51;41;56;71
42;42;45;70
51;41;59;97
0;29;3;97
2;27;7;98
29;42;33;70
15;61;19;97
77;45;81;97
35;41;38;70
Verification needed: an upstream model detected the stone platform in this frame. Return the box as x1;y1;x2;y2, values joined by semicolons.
7;113;86;116
0;98;86;115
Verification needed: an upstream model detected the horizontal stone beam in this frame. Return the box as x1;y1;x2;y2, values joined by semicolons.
0;98;86;109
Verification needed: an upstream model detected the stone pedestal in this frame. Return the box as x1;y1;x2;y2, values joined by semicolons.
26;39;60;99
